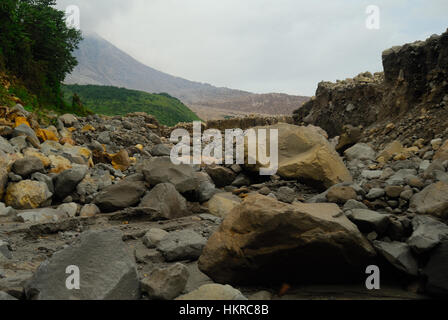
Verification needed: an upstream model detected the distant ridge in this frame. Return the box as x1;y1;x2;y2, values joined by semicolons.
65;34;309;120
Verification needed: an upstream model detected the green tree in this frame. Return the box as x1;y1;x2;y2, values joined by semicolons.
0;0;82;108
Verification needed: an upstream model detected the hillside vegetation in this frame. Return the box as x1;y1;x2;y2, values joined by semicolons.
62;84;201;126
0;0;84;115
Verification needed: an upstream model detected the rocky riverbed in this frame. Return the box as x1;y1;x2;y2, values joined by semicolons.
1;99;448;300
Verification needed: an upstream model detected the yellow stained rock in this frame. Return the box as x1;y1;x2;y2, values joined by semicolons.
81;124;96;132
135;144;143;151
36;128;59;142
15;116;30;128
49;155;72;173
110;149;131;171
5;180;52;210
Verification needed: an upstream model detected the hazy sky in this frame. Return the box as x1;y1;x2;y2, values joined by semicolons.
56;0;447;96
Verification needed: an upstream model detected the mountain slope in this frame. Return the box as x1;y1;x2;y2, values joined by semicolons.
65;34;309;119
62;84;201;127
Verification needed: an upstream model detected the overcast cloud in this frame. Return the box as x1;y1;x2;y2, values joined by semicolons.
56;0;448;96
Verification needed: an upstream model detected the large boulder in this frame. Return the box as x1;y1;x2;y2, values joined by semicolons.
373;241;418;276
407;215;448;254
94;180;147;212
141;157;198;193
205;192;242;218
5;180;52;210
24;229;140;300
410;182;448;219
157;229;207;262
247;123;352;189
423;241;448;297
139;183;189;219
198;194;375;285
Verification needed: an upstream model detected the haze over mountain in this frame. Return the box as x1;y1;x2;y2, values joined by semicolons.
65;34;309;119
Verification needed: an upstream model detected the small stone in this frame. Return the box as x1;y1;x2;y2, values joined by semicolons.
176;284;247;301
326;186;357;204
366;188;385;200
79;204;100;217
276;186;296;204
143;228;169;249
140;263;189;300
385;186;404;198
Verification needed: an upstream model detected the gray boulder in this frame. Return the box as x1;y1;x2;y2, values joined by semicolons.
139;183;189;219
140;263;189;300
344;143;376;161
54;165;88;199
423;241;448;297
346;209;390;234
24;229;140;300
373;241;418;276
407;215;448;254
205;165;237;188
157;229;207;262
12;156;44;177
142;157;198;193
95;180;147;212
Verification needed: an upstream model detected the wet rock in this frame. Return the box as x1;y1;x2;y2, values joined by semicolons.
139;183;189;219
24;229;140;300
140;263;189;300
198;194;375;285
157;229;207;262
95;180;147;213
206;192;242;218
176;284;247;301
5;180;52;210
